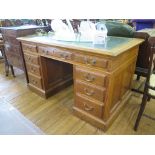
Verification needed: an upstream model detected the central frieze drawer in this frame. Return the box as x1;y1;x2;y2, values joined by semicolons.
38;46;54;55
24;53;39;65
74;53;109;69
38;46;72;60
75;94;103;118
75;67;107;87
53;48;72;60
26;63;41;76
76;80;106;102
28;73;42;89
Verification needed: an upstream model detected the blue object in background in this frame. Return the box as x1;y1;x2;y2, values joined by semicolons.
132;19;155;31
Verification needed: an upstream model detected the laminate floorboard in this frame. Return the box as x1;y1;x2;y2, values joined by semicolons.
0;63;155;135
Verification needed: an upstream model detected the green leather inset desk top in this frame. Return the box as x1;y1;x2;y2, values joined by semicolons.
18;35;144;56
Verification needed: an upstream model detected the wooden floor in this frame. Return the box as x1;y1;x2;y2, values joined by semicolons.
0;61;155;134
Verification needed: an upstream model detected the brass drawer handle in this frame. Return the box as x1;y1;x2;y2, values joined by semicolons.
83;103;94;111
31;67;36;72
60;53;69;59
84;73;95;82
91;59;96;65
84;88;94;96
28;57;31;60
84;57;96;66
32;79;37;85
43;49;48;55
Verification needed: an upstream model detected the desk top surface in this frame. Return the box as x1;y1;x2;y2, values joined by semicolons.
18;35;144;56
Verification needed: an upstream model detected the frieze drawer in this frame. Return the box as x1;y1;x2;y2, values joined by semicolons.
74;53;109;69
38;46;72;61
38;46;54;55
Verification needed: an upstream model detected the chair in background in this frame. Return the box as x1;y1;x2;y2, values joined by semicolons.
0;39;14;76
103;21;154;82
133;32;151;81
134;37;155;131
0;19;14;27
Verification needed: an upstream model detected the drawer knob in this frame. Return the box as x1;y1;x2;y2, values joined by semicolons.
32;79;37;84
84;88;94;96
60;53;69;60
84;73;95;82
83;103;94;111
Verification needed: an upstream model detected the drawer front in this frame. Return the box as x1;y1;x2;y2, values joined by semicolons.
28;74;42;89
24;53;39;65
22;43;37;53
38;46;54;55
38;46;72;61
75;67;107;87
75;94;103;118
76;80;106;102
53;48;72;60
74;53;108;69
26;63;41;76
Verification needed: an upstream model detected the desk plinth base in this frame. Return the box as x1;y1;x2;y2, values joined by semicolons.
73;91;132;131
28;78;73;98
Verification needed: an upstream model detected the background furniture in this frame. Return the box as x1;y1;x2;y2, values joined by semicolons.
0;35;12;76
134;37;155;131
0;33;3;59
132;19;155;31
18;35;143;130
105;21;155;81
1;25;47;79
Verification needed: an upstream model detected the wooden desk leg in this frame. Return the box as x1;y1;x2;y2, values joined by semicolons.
10;65;15;77
1;47;15;77
5;63;9;76
1;47;10;76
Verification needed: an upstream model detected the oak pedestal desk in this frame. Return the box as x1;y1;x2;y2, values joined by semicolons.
18;35;143;131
